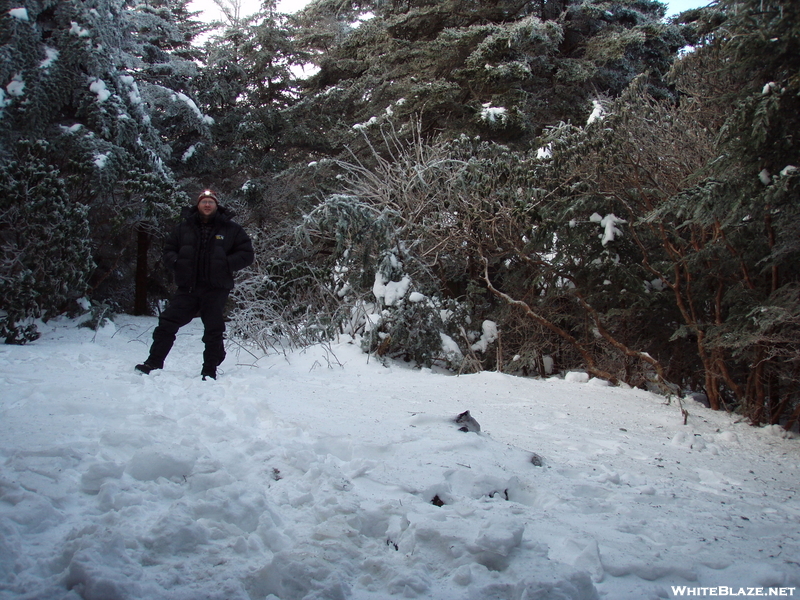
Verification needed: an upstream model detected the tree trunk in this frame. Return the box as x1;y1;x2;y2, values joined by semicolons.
134;225;150;316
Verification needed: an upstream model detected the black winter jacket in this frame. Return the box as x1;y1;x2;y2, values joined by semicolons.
163;205;254;290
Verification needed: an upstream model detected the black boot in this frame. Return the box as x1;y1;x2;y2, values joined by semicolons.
201;365;217;380
135;362;161;375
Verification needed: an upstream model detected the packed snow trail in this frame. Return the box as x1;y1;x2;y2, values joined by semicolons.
0;316;799;600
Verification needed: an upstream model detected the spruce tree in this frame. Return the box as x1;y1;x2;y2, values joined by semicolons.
666;0;800;424
1;0;191;316
196;4;308;181
0;140;93;343
125;0;214;180
286;0;687;157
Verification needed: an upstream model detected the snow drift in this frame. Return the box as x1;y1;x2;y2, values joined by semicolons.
1;315;799;600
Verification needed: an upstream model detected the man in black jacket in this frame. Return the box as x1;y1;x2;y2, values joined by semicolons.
136;190;254;380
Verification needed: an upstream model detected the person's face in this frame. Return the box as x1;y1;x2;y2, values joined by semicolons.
198;198;217;217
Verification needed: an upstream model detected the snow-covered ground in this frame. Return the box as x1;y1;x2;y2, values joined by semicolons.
1;315;799;600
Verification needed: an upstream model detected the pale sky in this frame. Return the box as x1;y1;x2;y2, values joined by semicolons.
190;0;711;22
665;0;712;14
189;0;305;22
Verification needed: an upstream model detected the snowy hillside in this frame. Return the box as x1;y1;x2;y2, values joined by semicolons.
1;315;799;600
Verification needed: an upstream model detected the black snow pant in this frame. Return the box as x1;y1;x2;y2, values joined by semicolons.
146;285;229;370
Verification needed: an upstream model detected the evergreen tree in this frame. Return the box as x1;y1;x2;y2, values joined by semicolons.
285;0;687;158
664;0;800;424
1;0;191;316
196;3;309;183
481;0;800;421
0;140;93;343
125;0;215;182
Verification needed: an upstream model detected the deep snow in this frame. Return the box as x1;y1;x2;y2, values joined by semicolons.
1;315;799;600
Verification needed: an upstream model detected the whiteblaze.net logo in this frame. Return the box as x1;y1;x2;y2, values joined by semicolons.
671;587;796;597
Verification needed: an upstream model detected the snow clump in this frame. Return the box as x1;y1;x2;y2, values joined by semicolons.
471;320;498;353
89;78;111;102
586;100;605;125
8;7;28;20
537;144;553;159
565;371;590;383
762;81;779;95
6;74;25;98
120;75;142;105
94;153;110;169
373;272;411;306
353;116;379;130
589;212;626;246
182;145;197;162
39;47;59;69
69;21;91;37
172;92;214;124
480;103;508;125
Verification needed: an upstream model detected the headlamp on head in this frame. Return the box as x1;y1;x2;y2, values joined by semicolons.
197;190;218;205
